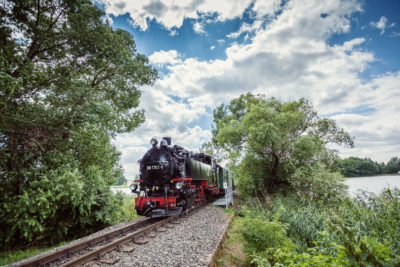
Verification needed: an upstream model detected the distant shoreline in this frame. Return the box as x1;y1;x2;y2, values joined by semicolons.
346;173;400;178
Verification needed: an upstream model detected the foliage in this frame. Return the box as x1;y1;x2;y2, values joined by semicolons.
115;176;127;186
384;157;400;174
242;218;295;253
118;195;138;222
288;163;347;203
200;141;228;163
0;0;156;248
211;93;353;196
335;189;400;255
337;157;383;177
234;190;400;266
0;194;137;265
336;156;400;177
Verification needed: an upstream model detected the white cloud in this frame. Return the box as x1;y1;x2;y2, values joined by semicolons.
226;20;263;38
114;0;399;178
148;50;182;66
115;88;212;179
370;16;389;35
169;28;178;36
152;0;369;113
193;21;206;34
333;73;400;162
253;0;282;18
102;14;114;25
97;0;254;31
210;45;216;50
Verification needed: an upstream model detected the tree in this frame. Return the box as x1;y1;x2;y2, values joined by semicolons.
385;157;400;174
212;93;354;198
200;141;228;163
115;176;127;186
336;157;386;177
337;157;362;177
0;0;156;248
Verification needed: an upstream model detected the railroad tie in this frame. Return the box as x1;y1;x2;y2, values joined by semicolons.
98;258;120;265
146;232;157;238
119;245;135;252
133;238;149;245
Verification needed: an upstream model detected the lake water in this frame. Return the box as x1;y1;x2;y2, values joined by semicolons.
111;187;132;195
345;175;400;196
111;175;400;197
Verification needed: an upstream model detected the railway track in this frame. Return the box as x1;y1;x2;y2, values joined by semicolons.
14;205;203;267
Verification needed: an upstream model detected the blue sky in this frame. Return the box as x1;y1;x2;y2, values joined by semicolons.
95;0;400;179
98;0;400;73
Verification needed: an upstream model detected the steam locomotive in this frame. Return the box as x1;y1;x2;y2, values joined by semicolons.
130;137;233;217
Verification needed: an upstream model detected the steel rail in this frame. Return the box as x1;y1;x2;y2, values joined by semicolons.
15;197;211;267
59;204;204;267
59;216;174;267
16;217;158;267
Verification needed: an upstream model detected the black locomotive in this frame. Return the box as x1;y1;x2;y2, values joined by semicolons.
130;137;233;217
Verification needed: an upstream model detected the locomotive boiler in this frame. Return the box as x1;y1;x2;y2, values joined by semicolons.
130;137;232;217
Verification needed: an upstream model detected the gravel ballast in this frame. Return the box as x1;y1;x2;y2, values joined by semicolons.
88;205;231;267
8;218;145;267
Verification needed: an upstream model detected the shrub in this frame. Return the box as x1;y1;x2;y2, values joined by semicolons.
236;189;400;266
333;188;400;256
286;161;347;204
242;218;294;253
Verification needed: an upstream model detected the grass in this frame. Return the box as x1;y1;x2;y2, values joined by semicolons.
217;216;247;266
119;195;139;222
223;207;234;216
0;242;68;266
110;185;130;188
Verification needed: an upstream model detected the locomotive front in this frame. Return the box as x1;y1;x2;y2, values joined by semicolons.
140;138;175;187
130;137;228;218
131;137;195;217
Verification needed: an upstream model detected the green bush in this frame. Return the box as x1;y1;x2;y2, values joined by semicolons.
240;193;331;250
239;215;348;266
0;126;127;248
236;189;400;266
334;188;400;256
288;164;347;204
242;218;294;253
326;216;400;266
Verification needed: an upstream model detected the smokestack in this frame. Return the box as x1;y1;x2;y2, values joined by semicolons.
163;137;171;146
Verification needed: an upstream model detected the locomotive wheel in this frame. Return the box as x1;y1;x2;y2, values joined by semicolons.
189;193;195;208
182;197;189;210
182;193;195;210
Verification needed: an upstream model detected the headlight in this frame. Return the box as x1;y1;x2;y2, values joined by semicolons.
175;182;183;190
129;184;135;190
150;138;158;146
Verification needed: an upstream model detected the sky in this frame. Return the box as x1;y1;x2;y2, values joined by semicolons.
95;0;400;179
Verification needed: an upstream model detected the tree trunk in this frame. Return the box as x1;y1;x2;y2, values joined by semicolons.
269;154;280;191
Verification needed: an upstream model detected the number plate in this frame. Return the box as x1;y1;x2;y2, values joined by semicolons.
147;165;163;170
